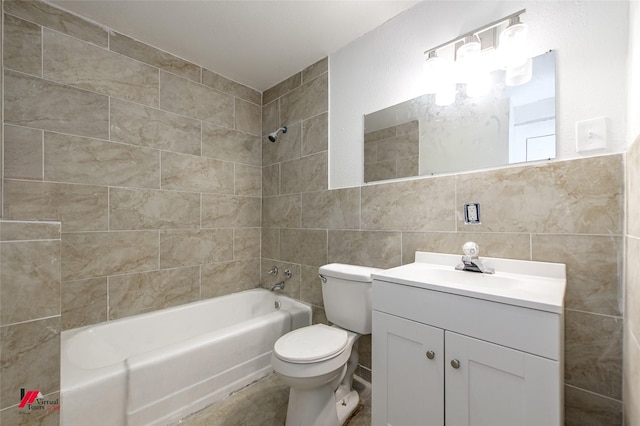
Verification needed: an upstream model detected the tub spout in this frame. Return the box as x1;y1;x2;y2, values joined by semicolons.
270;281;285;291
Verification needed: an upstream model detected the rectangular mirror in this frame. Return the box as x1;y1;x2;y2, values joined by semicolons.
364;50;556;183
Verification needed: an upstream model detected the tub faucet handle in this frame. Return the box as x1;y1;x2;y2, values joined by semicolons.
268;266;278;276
284;269;292;279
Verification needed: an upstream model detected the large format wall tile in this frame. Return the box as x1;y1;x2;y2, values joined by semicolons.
3;13;41;76
235;164;261;197
4;180;109;232
109;187;200;230
160;71;234;127
262;164;280;197
4;0;108;47
361;176;456;231
302;58;328;84
4;125;42;180
108;267;200;320
0;220;60;242
202;69;261;105
109;32;201;83
263;72;302;106
0;317;60;410
280;152;328;194
281;73;328;125
4;70;109;138
201;259;260;298
565;385;622;426
1;240;60;324
202;123;261;165
302;112;328;156
280;229;327;267
262;228;280;260
62;231;158;281
456;155;624;234
159;229;233;268
43;30;159;107
533;234;622;316
301;188;360;230
161;151;234;194
565;309;622;400
261;99;279;138
235;99;261;136
110;99;201;155
234;228;261;260
328;230;401;269
201;194;261;228
61;277;107;330
262;195;301;228
44;132;160;189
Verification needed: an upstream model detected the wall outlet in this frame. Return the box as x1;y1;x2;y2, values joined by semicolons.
464;203;481;224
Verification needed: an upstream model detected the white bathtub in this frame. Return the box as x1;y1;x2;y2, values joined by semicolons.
61;289;311;426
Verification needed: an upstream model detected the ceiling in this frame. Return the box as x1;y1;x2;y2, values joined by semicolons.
50;0;421;92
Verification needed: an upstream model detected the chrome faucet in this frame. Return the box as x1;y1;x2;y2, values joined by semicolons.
455;242;495;274
270;281;285;291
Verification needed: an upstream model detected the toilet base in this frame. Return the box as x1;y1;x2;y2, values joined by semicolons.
285;386;360;426
336;390;360;425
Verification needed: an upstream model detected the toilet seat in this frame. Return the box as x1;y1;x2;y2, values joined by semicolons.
274;324;348;363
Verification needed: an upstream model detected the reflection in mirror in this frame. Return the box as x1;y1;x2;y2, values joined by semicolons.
364;51;556;183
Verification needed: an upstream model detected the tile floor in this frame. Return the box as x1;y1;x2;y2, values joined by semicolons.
179;374;371;426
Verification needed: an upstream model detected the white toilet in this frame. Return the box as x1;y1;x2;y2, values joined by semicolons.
271;263;382;426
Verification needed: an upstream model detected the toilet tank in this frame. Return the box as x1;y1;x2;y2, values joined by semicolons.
318;263;383;334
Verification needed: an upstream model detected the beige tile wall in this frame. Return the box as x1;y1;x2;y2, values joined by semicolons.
262;59;624;423
364;120;419;182
1;0;263;333
0;220;61;424
625;136;640;426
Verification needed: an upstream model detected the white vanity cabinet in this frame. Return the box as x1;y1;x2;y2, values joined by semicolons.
371;252;566;426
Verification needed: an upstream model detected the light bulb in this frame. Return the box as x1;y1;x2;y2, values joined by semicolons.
499;20;532;86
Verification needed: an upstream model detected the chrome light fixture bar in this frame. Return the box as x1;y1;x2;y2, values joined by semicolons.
423;9;531;105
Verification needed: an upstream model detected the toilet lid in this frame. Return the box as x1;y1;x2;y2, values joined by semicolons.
274;324;349;363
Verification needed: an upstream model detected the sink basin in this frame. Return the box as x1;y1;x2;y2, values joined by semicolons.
372;251;566;313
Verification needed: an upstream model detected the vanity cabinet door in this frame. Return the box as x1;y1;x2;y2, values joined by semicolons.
444;331;562;426
372;311;444;426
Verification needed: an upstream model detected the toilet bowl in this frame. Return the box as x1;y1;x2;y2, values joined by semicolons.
271;263;382;426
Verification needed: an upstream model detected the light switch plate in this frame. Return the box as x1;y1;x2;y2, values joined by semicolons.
576;117;607;152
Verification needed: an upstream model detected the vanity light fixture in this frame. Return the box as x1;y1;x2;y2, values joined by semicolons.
423;9;531;103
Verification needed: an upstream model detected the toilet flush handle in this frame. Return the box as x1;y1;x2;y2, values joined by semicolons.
318;274;327;283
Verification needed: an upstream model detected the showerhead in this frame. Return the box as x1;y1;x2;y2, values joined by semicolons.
268;126;287;142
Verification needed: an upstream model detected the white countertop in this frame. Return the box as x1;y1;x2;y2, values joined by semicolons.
372;252;567;313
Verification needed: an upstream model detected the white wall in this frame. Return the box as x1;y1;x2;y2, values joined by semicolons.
330;0;630;188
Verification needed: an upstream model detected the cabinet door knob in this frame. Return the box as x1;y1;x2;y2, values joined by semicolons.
426;351;435;360
450;359;461;369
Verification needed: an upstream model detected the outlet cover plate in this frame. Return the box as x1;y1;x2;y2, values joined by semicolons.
464;203;481;224
576;117;607;152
